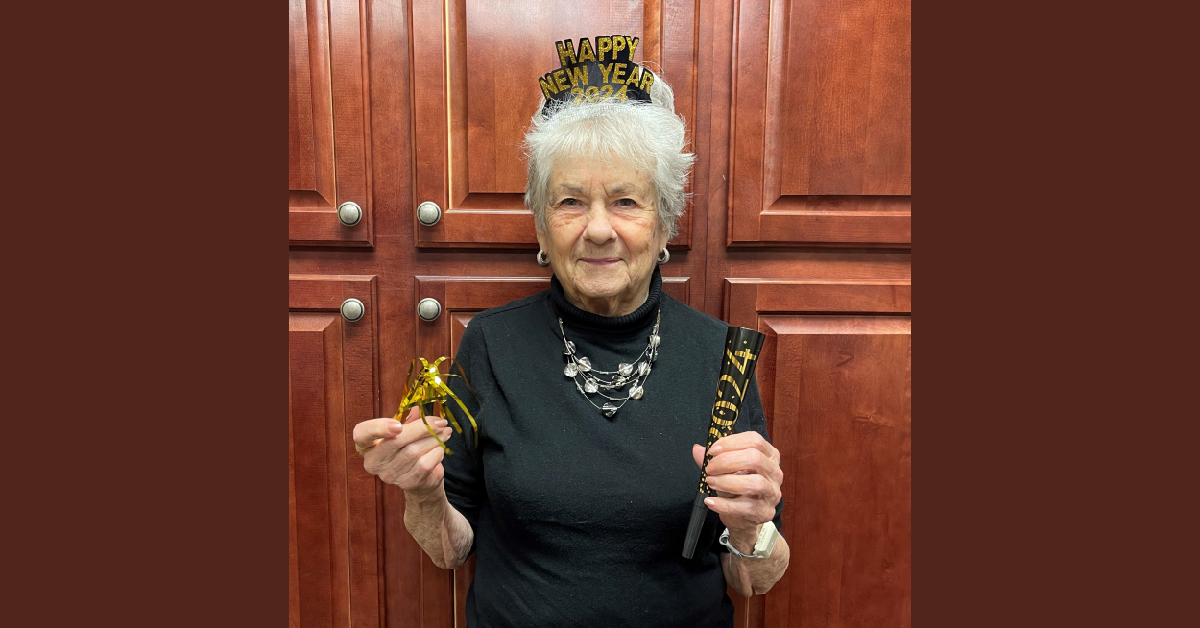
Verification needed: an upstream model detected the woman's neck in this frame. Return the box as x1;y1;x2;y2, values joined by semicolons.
549;267;663;332
561;282;650;317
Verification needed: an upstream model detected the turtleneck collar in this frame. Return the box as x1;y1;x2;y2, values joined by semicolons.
550;266;662;333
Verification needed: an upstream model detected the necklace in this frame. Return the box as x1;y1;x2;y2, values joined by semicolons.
559;309;661;418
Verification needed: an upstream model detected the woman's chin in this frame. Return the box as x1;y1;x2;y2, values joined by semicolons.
571;274;631;302
576;282;627;302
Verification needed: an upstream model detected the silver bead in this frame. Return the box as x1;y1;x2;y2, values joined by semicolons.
630;385;644;400
638;362;651;376
564;340;576;354
649;334;660;348
564;363;578;377
618;363;634;377
577;356;591;371
613;376;626;388
601;403;618;417
584;379;598;393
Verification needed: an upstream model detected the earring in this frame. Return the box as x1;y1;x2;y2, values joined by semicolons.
657;248;670;264
536;250;551;267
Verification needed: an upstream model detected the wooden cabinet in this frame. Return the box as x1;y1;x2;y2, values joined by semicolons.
410;0;699;248
289;0;373;246
729;0;911;246
720;279;911;627
760;315;911;627
288;276;381;628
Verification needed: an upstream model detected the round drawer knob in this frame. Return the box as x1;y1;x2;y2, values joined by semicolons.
418;298;442;322
417;201;442;227
338;201;363;227
340;298;365;323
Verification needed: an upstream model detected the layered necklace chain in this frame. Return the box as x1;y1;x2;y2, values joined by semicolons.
559;309;661;418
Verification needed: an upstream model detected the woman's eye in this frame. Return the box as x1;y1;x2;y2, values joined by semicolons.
559;198;581;206
615;198;638;207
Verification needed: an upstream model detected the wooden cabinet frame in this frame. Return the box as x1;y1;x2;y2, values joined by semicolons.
289;0;374;247
410;0;701;248
727;0;910;246
289;274;382;627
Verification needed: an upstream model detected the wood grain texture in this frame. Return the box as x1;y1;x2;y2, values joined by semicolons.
724;278;911;328
289;275;381;628
412;0;700;248
728;0;910;246
760;315;911;628
289;0;374;247
714;271;911;628
289;0;333;201
290;312;344;628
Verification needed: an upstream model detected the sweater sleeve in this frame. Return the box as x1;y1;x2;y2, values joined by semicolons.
712;374;786;553
442;319;491;557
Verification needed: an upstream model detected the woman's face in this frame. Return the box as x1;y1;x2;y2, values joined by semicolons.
536;156;668;315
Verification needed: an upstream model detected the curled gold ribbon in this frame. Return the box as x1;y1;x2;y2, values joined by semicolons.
395;357;479;455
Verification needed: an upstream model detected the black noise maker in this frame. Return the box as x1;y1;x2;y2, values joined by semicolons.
681;326;767;559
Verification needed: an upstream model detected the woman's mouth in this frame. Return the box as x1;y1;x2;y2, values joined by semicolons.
580;257;621;266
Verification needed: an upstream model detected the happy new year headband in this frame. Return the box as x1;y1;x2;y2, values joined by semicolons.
537;35;655;117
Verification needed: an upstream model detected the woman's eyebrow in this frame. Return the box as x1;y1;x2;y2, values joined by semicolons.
556;184;587;195
607;184;642;196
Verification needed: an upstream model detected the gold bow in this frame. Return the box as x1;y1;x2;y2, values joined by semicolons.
394;357;479;455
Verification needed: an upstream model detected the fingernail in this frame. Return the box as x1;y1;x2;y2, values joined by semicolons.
710;445;722;455
434;418;448;427
388;422;404;432
705;498;715;507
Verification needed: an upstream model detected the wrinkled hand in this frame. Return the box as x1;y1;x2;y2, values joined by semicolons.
691;431;783;538
353;407;454;500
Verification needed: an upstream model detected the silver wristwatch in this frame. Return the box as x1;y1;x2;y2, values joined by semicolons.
719;521;780;559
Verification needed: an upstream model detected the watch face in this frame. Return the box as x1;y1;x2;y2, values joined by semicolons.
755;521;779;557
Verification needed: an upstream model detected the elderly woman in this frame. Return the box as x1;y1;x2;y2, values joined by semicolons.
354;67;788;627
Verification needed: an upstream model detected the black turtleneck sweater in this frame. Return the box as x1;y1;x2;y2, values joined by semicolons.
442;268;784;628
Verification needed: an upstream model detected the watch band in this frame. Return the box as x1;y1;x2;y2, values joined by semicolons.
719;521;779;559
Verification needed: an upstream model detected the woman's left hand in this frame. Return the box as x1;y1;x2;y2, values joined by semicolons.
691;432;783;540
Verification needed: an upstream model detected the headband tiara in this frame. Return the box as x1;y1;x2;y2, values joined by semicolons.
537;35;654;117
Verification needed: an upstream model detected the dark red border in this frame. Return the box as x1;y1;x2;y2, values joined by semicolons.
9;1;1191;626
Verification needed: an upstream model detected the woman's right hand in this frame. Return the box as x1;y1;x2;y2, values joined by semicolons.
353;407;454;500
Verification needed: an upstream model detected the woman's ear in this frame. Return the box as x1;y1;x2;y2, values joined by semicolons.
655;224;671;252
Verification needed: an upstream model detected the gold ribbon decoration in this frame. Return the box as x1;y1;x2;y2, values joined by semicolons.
394;357;479;455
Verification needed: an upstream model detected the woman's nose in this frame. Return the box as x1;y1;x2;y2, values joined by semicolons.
584;204;614;243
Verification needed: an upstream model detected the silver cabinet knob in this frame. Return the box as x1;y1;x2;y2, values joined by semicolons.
417;201;442;227
338;201;363;227
340;298;365;322
418;298;442;322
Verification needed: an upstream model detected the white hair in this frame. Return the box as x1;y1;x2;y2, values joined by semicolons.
523;72;695;239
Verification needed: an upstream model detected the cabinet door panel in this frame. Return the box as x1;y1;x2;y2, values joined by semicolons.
760;316;911;628
412;0;698;248
720;278;910;628
289;275;381;628
289;0;373;246
729;0;910;246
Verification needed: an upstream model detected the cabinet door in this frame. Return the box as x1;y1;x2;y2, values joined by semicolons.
729;0;910;246
289;275;381;628
289;0;373;246
410;0;699;248
725;279;911;628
